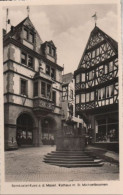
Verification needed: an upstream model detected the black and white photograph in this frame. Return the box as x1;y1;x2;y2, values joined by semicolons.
1;0;122;194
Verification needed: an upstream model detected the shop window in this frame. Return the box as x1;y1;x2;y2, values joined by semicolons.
28;55;33;68
52;91;56;105
34;82;38;97
51;68;55;80
46;65;50;75
41;82;46;97
21;79;27;96
21;52;27;65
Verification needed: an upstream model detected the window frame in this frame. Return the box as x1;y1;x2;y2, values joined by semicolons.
20;78;28;96
33;81;38;97
21;51;34;69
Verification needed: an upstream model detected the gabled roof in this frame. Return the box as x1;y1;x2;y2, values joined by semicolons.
4;16;43;43
78;25;118;69
62;72;73;85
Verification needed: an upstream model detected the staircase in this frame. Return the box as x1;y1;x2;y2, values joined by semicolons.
43;151;104;168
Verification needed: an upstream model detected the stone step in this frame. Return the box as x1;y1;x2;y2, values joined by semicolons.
47;162;104;168
44;156;94;161
44;159;103;164
47;153;90;157
44;151;104;168
51;151;85;153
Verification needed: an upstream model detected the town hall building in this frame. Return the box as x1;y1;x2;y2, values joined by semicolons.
3;17;63;149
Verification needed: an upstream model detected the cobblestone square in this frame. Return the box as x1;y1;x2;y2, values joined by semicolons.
5;146;119;182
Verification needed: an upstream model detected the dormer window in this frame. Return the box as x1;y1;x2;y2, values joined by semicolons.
24;28;28;40
23;28;35;44
47;45;56;57
29;32;34;43
52;48;55;57
48;45;52;55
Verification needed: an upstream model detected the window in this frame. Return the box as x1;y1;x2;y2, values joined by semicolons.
109;61;114;72
34;82;38;97
47;84;51;99
81;94;85;103
51;68;55;80
41;82;46;97
62;86;68;100
86;93;89;102
92;50;95;58
21;79;27;96
90;91;94;101
52;91;56;105
76;74;80;83
28;56;33;68
70;90;73;99
76;95;79;104
52;48;55;57
105;65;108;74
23;28;35;44
24;29;28;40
29;33;34;43
21;52;34;69
81;73;85;82
46;65;50;75
21;52;27;65
89;71;94;80
48;46;51;54
98;88;105;100
106;85;114;98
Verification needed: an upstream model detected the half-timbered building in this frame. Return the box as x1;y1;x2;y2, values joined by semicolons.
61;73;84;132
74;25;118;144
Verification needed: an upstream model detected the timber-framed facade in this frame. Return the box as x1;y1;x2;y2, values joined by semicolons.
74;26;118;144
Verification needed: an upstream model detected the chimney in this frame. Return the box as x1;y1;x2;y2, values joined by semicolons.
11;26;15;33
3;29;6;37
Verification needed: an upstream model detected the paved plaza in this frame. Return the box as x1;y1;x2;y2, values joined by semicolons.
5;146;119;182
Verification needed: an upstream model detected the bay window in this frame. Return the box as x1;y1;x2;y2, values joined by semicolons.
41;82;46;97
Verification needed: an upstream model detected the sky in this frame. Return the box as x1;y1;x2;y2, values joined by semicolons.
3;4;118;74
